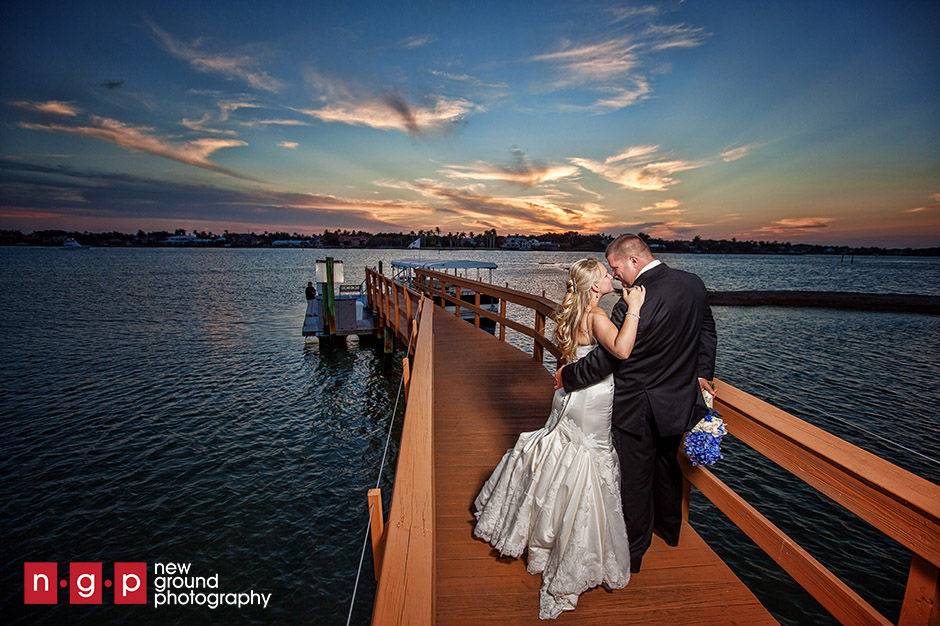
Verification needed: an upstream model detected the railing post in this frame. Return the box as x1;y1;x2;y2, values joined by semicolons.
454;285;462;318
899;555;939;626
402;355;411;402
474;292;481;327
406;289;413;337
533;310;545;362
394;282;401;337
499;298;507;341
368;487;385;580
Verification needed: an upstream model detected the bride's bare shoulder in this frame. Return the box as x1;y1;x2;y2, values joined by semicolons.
588;306;609;319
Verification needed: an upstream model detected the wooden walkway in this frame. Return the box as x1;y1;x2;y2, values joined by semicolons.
367;269;940;626
431;310;776;625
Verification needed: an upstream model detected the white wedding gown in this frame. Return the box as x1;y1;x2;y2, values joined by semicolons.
473;343;631;619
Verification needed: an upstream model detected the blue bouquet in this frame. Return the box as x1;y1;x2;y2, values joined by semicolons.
683;389;727;467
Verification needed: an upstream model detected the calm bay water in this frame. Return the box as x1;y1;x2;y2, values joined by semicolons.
1;247;937;624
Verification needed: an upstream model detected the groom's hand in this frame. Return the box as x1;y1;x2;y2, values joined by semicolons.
553;366;565;390
698;377;717;398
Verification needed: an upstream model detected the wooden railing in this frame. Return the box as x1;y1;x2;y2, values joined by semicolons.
371;269;940;626
367;268;434;626
687;383;940;625
366;268;423;351
413;268;562;363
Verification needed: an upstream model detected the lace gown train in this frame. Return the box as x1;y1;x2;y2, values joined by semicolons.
473;344;631;619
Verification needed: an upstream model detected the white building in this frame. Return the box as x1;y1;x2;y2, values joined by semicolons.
502;236;543;251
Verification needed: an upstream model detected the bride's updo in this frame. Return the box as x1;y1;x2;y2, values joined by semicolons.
554;258;604;363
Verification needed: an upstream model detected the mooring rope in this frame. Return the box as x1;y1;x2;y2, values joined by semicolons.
346;284;421;626
744;379;938;467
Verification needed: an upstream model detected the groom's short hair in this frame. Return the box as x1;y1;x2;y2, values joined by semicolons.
606;234;653;259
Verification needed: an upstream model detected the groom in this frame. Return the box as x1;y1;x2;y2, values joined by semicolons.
554;234;717;573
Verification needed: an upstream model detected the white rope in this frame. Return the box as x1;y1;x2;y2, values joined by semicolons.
346;290;419;625
743;380;938;467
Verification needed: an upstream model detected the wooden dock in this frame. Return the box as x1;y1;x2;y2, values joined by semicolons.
431;309;773;624
364;267;940;626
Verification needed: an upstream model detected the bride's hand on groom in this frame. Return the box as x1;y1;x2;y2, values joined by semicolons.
698;377;717;398
553;366;565;390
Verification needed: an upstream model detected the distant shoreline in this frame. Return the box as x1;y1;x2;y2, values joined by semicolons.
2;244;939;258
708;290;940;314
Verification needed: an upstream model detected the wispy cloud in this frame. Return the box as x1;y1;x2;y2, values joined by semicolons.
180;112;238;136
440;149;579;187
643;24;708;51
298;71;481;135
374;177;608;232
147;19;284;92
638;198;683;214
278;141;299;149
609;5;659;21
530;15;708;112
241;118;309;127
19;116;257;181
10;100;80;116
179;100;260;135
570;145;707;191
754;217;836;234
400;34;434;49
903;193;940;213
532;37;641;86
429;70;508;90
721;142;764;162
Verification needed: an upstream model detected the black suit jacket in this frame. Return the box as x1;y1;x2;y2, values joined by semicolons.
561;262;717;437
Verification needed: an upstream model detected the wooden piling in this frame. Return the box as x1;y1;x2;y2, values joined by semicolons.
368;488;385;580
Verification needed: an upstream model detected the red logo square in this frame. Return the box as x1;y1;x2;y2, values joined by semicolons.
69;562;102;604
24;562;58;604
113;562;147;604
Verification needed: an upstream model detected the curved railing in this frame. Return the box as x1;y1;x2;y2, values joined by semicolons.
366;268;939;626
413;268;562;363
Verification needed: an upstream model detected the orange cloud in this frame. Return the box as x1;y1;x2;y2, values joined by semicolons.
19;116;256;181
10;100;80;116
904;193;940;213
570;145;707;191
298;95;478;134
440;149;579;187
753;217;836;234
374;177;610;232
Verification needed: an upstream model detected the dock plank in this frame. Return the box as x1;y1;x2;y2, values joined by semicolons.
431;311;776;625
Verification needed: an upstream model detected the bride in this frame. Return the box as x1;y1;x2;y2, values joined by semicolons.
473;258;646;619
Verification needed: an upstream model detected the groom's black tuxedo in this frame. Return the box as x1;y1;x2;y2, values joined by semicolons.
560;261;717;570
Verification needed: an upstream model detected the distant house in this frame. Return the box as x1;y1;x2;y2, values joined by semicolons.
337;235;369;247
164;234;199;244
272;239;306;247
502;236;544;251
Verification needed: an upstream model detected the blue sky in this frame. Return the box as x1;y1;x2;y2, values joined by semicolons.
1;0;938;245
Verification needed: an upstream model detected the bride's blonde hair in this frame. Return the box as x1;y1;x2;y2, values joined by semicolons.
554;258;604;363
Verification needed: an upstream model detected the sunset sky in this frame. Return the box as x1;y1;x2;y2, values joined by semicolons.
1;1;938;246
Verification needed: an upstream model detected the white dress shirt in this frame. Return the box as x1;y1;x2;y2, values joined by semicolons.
634;259;662;280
